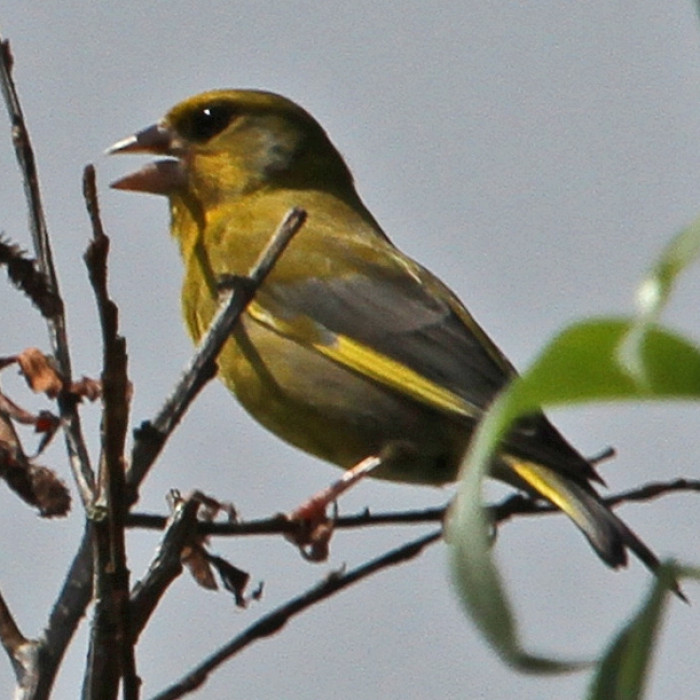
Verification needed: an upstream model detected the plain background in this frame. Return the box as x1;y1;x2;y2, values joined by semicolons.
0;2;699;698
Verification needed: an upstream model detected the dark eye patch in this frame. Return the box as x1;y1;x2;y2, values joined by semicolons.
177;101;238;142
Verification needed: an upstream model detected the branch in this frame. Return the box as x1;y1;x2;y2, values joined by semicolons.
125;477;700;538
0;585;31;683
126;506;444;537
0;40;62;338
0;33;95;506
130;494;203;642
127;207;307;494
37;528;94;699
490;477;700;523
82;166;136;700
129;475;697;699
149;528;442;700
0;528;94;700
0;33;97;700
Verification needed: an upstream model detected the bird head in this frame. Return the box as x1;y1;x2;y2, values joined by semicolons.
108;89;356;207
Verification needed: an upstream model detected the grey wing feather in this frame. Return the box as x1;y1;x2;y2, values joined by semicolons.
264;271;511;410
263;260;600;484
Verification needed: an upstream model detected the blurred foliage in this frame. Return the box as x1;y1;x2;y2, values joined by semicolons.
448;215;700;696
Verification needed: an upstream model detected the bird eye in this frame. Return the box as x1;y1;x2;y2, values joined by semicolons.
178;102;238;142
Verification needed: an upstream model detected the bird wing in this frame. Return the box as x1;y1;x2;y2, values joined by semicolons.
257;265;509;413
248;249;669;573
247;241;598;483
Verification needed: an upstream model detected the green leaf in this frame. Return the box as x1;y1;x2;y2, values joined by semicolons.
587;565;700;700
447;214;700;676
447;395;591;672
516;318;700;408
621;216;700;383
636;215;700;320
447;316;700;672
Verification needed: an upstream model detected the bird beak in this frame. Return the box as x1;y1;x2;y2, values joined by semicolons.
107;123;186;195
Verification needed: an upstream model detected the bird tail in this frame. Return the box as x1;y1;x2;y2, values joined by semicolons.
501;456;684;598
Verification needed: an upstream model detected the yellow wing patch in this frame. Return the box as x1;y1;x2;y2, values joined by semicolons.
503;455;600;536
247;300;482;420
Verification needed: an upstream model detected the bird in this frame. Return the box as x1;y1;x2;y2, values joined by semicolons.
109;88;668;582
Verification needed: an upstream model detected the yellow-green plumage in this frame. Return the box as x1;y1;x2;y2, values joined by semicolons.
110;88;667;581
177;191;470;482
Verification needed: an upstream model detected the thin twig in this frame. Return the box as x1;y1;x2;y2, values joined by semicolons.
125;477;700;538
140;475;699;699
37;528;94;699
0;33;94;506
602;477;700;507
491;477;700;523
149;528;442;700
82;165;136;700
0;534;93;700
126;506;444;536
0;38;64;357
0;32;97;700
127;207;307;493
0;585;28;679
130;495;203;642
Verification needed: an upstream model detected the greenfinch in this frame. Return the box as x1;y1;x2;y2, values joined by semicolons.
109;89;663;578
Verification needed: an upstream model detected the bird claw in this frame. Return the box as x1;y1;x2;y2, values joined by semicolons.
285;504;335;562
285;455;383;561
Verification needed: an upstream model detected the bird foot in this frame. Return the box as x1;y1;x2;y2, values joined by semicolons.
286;455;383;561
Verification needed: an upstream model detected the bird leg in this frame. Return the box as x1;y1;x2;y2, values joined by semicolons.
286;455;383;561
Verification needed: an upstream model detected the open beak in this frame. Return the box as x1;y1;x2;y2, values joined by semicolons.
107;123;186;195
